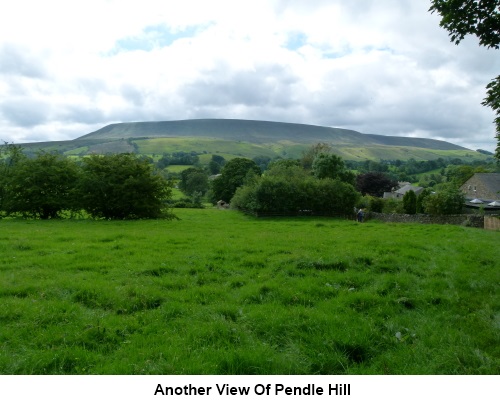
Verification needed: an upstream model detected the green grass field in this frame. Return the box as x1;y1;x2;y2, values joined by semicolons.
134;138;279;158
0;209;498;374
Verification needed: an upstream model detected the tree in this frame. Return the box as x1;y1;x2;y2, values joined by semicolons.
429;0;500;160
0;143;25;215
416;188;432;214
179;167;209;196
356;172;398;197
208;160;220;175
210;158;261;202
79;153;173;219
403;190;417;214
186;173;209;196
422;185;465;215
265;159;305;179
207;155;226;175
2;151;80;219
483;75;500;160
231;175;360;216
445;164;476;185
301;142;332;170
311;153;356;185
252;155;272;171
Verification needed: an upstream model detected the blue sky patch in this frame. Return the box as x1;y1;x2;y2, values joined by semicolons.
111;25;199;54
285;31;308;50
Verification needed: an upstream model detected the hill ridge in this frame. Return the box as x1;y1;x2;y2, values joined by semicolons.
78;118;468;151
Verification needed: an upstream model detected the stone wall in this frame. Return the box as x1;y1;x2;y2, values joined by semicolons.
368;212;485;228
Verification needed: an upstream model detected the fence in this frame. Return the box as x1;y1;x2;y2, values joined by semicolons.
484;216;500;231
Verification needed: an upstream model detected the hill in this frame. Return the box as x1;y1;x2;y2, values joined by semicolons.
18;118;489;161
79;119;466;149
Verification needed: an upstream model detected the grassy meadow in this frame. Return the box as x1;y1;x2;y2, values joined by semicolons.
0;209;499;375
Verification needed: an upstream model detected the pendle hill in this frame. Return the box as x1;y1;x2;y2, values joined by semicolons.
18;118;491;161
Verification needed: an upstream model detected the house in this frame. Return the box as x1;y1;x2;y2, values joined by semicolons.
460;173;500;200
383;184;424;199
460;173;500;211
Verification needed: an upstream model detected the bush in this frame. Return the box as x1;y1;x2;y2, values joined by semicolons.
382;198;405;214
416;188;432;214
178;168;209;196
356;172;398;197
232;176;360;216
403;190;417;214
312;153;356;185
2;151;80;219
79;154;174;219
423;186;465;215
211;158;261;203
359;196;385;213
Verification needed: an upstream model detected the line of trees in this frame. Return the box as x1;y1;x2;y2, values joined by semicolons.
2;140;486;220
166;143;476;216
210;146;472;216
156;151;200;169
0;145;174;220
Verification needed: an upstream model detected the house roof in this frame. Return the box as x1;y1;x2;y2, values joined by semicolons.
461;173;500;199
395;185;423;195
474;173;500;191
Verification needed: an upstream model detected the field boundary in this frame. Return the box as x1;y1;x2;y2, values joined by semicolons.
368;212;487;228
238;209;355;220
484;215;500;230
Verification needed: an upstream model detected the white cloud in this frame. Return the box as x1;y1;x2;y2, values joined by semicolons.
0;0;497;151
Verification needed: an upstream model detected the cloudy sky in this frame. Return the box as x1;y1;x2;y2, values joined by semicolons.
0;0;498;151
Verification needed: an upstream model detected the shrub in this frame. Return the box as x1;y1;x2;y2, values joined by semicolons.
368;197;385;213
232;175;360;216
423;186;465;215
211;158;261;203
403;190;417;214
356;172;398;197
416;188;432;214
78;154;174;219
2;151;80;219
382;198;405;214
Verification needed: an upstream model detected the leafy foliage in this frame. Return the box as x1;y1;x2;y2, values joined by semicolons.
79;154;173;219
382;198;405;214
2;151;80;219
232;166;360;216
423;185;465;215
252;155;272;171
0;143;25;215
210;158;261;202
312;152;356;185
358;195;385;213
403;189;417;214
430;0;500;160
300;142;332;170
178;168;209;196
482;75;500;159
156;151;199;169
416;188;432;214
356;172;398;197
429;0;500;49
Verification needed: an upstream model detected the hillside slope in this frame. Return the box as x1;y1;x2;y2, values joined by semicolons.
18;119;489;161
79;118;467;151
